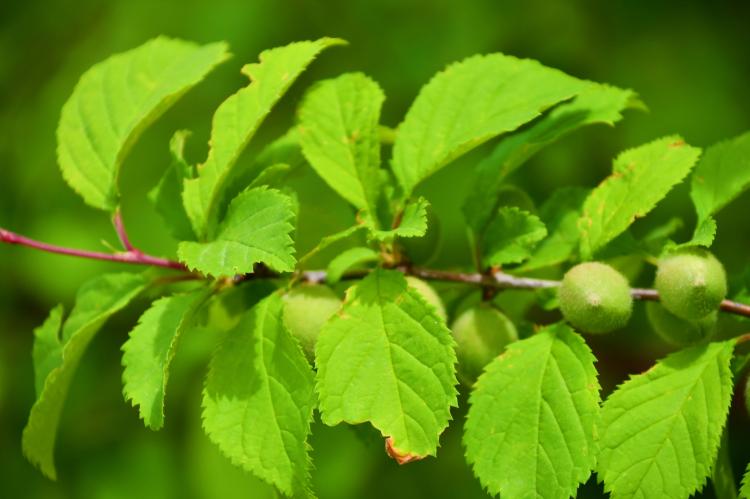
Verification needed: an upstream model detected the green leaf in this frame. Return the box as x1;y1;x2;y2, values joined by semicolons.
178;187;296;277
57;37;229;211
464;83;640;230
691;131;750;222
326;246;379;284
315;268;457;460
122;287;211;429
741;463;750;499
298;72;384;216
182;38;345;239
203;293;315;497
597;340;735;499
149;130;197;241
667;215;717;252
519;187;588;272
369;197;429;241
690;216;717;247
578;136;701;259
481;206;547;268
464;323;599;498
31;305;64;397
23;273;147;479
391;53;584;196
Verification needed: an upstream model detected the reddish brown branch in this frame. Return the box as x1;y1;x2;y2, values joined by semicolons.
4;225;750;320
0;227;186;270
112;209;136;252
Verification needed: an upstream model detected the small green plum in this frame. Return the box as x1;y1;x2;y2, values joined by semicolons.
558;262;633;334
646;301;717;347
282;284;341;361
406;276;447;320
450;303;518;384
654;248;727;320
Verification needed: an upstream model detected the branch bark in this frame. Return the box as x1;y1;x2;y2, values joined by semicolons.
3;225;750;320
0;228;186;270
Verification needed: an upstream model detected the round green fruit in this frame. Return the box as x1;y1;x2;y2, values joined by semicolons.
646;301;717;347
282;285;341;361
558;262;633;334
654;248;727;320
406;276;447;320
450;303;518;384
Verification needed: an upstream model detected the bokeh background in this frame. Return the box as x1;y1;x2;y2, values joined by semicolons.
1;0;750;497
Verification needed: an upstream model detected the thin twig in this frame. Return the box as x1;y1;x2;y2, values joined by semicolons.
0;227;186;270
631;287;659;300
719;300;750;317
112;209;136;252
407;267;560;289
4;225;750;320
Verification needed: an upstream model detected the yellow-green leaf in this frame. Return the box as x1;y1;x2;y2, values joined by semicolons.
182;38;345;239
58;37;229;211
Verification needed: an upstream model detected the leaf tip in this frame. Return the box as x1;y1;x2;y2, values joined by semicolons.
384;436;425;465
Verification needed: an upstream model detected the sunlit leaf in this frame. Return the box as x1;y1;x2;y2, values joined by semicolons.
203;293;315;497
465;323;600;498
182;38;345;239
23;273;147;479
578;136;700;259
691;130;750;222
481;206;547;268
597;341;735;498
122;287;211;429
464;83;640;231
392;53;584;196
298;72;384;216
178;187;296;277
316;268;457;460
58;37;229;211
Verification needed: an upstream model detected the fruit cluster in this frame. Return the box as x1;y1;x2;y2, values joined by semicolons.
281;248;728;386
560;248;727;345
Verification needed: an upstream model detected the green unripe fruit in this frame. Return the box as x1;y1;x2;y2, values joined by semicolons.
646;302;717;347
558;262;633;334
654;248;727;320
282;285;341;361
450;303;518;384
406;276;447;320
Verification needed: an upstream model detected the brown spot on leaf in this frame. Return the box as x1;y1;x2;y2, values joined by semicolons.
385;437;423;465
669;139;686;148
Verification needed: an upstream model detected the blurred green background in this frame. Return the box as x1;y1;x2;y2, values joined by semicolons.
1;0;749;497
